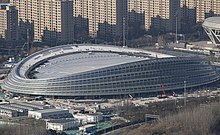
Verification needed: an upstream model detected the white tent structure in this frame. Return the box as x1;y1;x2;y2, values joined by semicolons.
203;17;220;46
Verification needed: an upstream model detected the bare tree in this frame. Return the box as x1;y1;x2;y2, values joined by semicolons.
157;35;165;47
125;102;220;135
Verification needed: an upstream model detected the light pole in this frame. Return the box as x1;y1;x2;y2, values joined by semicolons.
175;13;178;44
123;17;126;47
184;81;187;106
176;14;178;43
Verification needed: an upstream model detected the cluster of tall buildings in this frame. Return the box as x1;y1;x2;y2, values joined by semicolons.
73;0;127;41
0;0;219;44
0;4;18;41
180;0;220;33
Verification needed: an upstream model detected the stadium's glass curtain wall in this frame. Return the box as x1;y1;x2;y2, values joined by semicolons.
2;45;219;97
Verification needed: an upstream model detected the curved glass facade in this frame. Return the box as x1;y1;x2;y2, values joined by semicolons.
1;45;219;96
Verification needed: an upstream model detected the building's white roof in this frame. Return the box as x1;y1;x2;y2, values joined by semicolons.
19;44;174;79
47;119;75;124
33;52;147;79
0;3;10;6
79;124;96;129
203;17;220;29
29;109;68;114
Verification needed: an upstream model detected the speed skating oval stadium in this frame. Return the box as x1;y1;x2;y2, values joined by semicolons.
1;44;219;97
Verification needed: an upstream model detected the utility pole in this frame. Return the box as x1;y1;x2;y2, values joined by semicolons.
175;13;178;44
123;17;126;47
184;81;187;106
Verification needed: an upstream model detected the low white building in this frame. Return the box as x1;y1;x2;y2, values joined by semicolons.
15;102;50;110
79;124;96;133
46;119;80;131
0;105;28;116
0;107;18;117
28;109;71;119
86;113;103;123
73;112;103;124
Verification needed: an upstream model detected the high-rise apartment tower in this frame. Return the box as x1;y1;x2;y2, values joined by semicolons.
0;5;18;41
11;0;74;44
